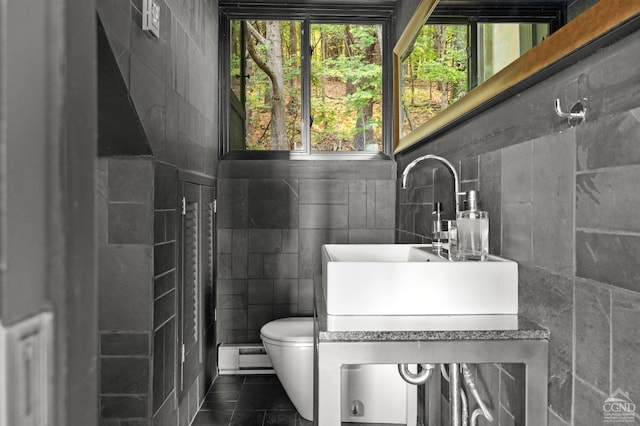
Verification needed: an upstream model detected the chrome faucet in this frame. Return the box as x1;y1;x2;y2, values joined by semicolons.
401;154;462;217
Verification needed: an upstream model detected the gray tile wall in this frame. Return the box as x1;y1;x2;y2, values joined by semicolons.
395;26;640;426
217;160;397;342
97;157;154;424
97;0;219;424
152;161;178;417
97;0;219;177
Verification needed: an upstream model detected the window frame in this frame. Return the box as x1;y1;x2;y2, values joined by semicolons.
219;4;395;159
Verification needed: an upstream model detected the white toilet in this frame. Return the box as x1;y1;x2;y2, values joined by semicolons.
260;317;416;424
260;317;315;420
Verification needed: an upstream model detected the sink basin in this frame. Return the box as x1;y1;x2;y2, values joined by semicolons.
321;244;518;317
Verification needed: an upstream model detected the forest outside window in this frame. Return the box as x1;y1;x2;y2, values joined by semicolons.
401;18;555;137
228;19;384;154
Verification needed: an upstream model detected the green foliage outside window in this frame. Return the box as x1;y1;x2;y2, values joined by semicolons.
232;20;383;152
402;24;468;135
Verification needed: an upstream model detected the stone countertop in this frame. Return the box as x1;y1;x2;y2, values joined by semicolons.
314;276;549;343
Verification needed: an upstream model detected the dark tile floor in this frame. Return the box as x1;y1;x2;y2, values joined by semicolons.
192;374;312;426
193;374;409;426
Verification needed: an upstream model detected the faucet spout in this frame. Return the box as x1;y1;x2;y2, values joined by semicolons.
401;154;461;217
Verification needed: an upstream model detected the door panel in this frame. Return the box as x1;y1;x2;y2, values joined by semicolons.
178;181;216;400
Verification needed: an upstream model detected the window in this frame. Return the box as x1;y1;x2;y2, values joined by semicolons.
221;7;392;156
230;20;303;151
401;4;563;134
310;23;383;152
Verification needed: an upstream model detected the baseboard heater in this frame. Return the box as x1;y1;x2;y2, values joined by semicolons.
218;343;274;375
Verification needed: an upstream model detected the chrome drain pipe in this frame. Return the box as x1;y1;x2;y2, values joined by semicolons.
461;387;469;426
462;364;494;424
450;363;462;426
397;363;436;385
441;364;470;426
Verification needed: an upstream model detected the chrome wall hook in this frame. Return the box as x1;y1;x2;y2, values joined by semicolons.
555;98;586;127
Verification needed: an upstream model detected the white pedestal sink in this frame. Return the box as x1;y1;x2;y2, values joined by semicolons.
321;244;518;331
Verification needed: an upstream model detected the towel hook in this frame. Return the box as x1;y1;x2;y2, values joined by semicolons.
555;98;586;127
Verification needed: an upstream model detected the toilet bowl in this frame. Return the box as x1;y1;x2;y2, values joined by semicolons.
261;317;416;424
260;317;314;420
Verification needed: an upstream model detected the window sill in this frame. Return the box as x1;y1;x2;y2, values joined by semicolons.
218;153;397;179
221;151;393;161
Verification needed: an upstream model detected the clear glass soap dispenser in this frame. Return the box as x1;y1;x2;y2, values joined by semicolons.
456;190;489;261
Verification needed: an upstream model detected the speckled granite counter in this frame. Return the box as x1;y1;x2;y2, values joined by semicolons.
317;319;550;342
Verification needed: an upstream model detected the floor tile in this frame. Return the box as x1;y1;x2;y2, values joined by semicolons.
236;383;295;411
296;414;313;426
197;374;404;426
264;410;298;426
215;375;246;382
199;398;237;412
230;410;265;426
192;410;233;426
244;375;280;385
204;390;241;403
210;380;245;393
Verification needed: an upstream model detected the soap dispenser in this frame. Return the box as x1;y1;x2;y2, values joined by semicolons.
456;190;489;261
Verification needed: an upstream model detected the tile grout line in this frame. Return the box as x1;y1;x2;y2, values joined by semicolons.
228;376;247;426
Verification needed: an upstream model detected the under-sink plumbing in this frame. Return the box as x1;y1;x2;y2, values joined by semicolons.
440;364;494;426
462;363;494;425
397;363;436;385
397;362;494;426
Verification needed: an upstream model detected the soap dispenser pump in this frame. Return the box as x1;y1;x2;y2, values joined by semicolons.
456;190;489;261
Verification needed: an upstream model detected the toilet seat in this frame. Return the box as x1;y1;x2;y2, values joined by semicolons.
260;317;313;347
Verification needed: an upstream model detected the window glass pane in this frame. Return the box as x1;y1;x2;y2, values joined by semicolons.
230;21;244;101
310;23;383;152
477;22;549;84
232;20;302;151
401;24;468;137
